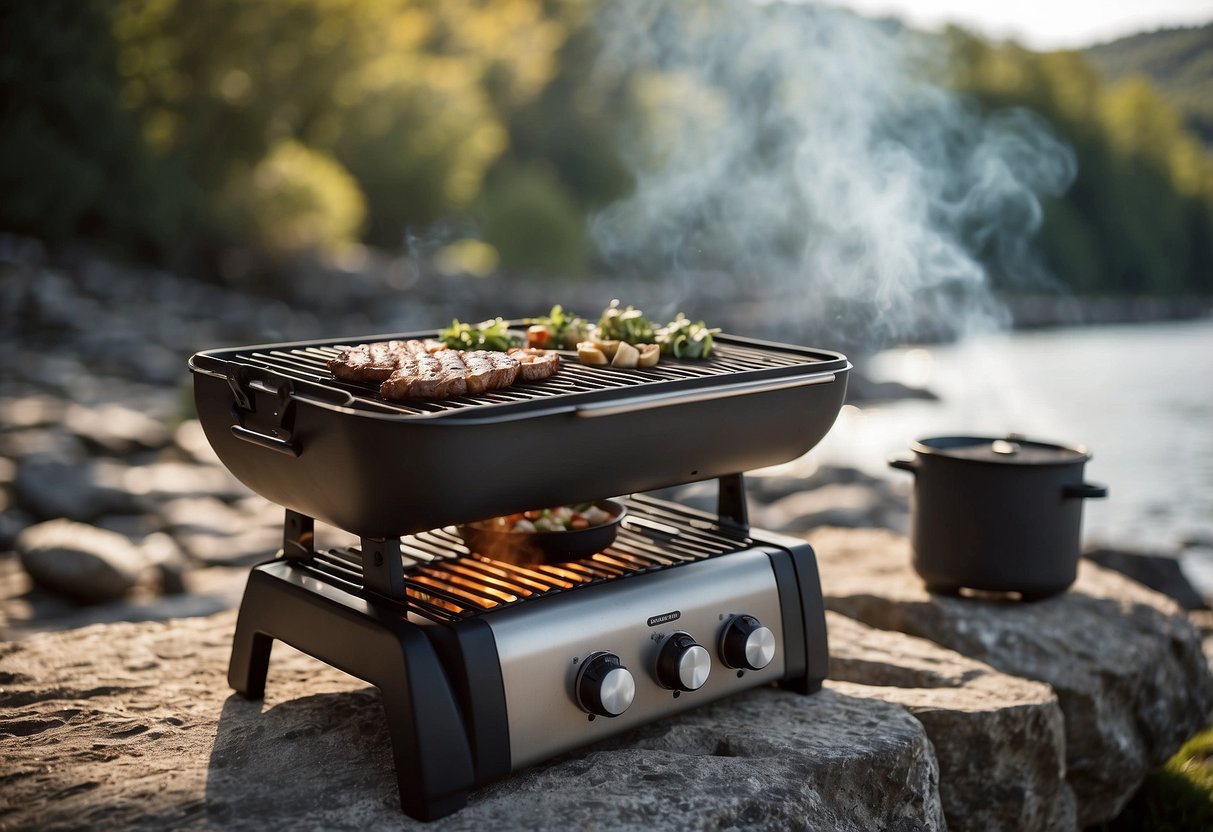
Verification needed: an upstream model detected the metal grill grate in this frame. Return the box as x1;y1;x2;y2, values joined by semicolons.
306;497;754;621
221;334;832;417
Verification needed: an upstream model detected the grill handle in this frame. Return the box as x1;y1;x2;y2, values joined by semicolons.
231;424;300;457
574;372;837;419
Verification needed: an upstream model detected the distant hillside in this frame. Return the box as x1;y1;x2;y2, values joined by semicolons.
1085;23;1213;145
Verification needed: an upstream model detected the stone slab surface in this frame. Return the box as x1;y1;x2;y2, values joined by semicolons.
0;610;944;831
809;526;1213;827
828;611;1076;831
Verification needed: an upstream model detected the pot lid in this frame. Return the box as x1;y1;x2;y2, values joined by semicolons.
913;435;1091;465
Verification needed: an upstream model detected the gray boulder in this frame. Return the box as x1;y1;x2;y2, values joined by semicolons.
828;612;1076;831
1083;547;1207;610
158;496;281;565
808;526;1213;827
173;419;224;467
14;456;138;520
15;518;149;602
0;392;66;429
123;460;250;506
64;402;172;455
758;483;892;532
0;610;946;831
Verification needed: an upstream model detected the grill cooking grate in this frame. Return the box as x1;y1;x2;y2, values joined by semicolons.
224;335;830;417
307;497;754;622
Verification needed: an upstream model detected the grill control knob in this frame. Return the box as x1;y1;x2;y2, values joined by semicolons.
575;651;635;717
719;615;776;670
655;632;712;692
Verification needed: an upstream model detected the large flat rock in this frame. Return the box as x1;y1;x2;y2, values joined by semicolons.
809;526;1213;827
0;610;944;831
827;612;1075;831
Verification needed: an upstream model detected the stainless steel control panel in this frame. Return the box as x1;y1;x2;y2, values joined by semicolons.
486;547;786;769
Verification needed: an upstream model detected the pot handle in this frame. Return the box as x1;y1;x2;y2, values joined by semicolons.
887;455;917;474
1063;482;1108;500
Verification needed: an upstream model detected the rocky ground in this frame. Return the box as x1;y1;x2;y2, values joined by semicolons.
0;244;928;640
2;537;1209;831
2;243;1212;830
0;243;1207;637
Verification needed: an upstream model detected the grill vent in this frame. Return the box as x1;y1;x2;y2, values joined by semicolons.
307;497;753;621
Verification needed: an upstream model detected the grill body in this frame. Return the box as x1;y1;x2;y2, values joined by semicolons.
227;496;829;821
190;330;849;537
195;328;846;821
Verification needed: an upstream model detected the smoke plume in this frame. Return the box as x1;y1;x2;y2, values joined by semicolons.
589;1;1075;349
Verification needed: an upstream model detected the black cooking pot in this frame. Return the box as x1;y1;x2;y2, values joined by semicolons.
888;435;1107;600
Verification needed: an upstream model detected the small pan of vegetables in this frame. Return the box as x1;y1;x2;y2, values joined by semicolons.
457;499;626;564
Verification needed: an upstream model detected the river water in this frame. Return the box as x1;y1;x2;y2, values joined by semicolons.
773;317;1213;557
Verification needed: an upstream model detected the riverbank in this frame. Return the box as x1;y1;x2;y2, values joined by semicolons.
1;250;1210;639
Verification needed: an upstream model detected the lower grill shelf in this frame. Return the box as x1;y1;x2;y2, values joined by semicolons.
305;495;756;621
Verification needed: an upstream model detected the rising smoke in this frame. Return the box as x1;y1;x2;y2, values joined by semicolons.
589;1;1076;349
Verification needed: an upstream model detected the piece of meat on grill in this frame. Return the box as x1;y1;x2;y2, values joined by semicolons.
327;339;447;384
463;350;520;394
334;340;561;402
509;348;562;382
381;350;469;400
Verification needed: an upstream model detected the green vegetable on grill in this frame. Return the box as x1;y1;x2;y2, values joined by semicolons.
656;314;720;359
597;299;656;345
438;317;523;351
524;305;591;349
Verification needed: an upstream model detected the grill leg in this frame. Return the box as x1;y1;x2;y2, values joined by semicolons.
228;608;273;699
224;561;475;821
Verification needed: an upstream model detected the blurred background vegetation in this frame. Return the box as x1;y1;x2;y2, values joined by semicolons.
1;0;1211;297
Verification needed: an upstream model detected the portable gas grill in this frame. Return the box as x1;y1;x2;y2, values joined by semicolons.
190;326;851;821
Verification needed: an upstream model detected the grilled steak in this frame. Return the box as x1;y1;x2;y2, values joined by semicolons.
327;339;444;383
509;348;562;381
375;348;555;401
331;335;561;401
464;350;520;394
409;350;470;399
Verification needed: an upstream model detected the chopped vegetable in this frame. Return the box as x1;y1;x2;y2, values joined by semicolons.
656;314;720;359
611;341;639;368
473;503;618;533
577;342;608;365
595;339;621;359
525;325;551;348
525;305;590;349
598;299;656;345
439;317;523;351
637;343;660;367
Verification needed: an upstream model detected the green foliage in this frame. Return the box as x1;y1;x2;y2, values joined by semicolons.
219;140;366;259
946;29;1213;296
107;0;566;258
495;17;634;212
1100;725;1213;831
3;0;1212;294
1086;24;1213;147
478;167;586;273
0;0;191;257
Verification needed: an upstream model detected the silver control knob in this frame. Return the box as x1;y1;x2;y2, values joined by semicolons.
719;615;776;670
656;631;712;692
575;651;635;717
